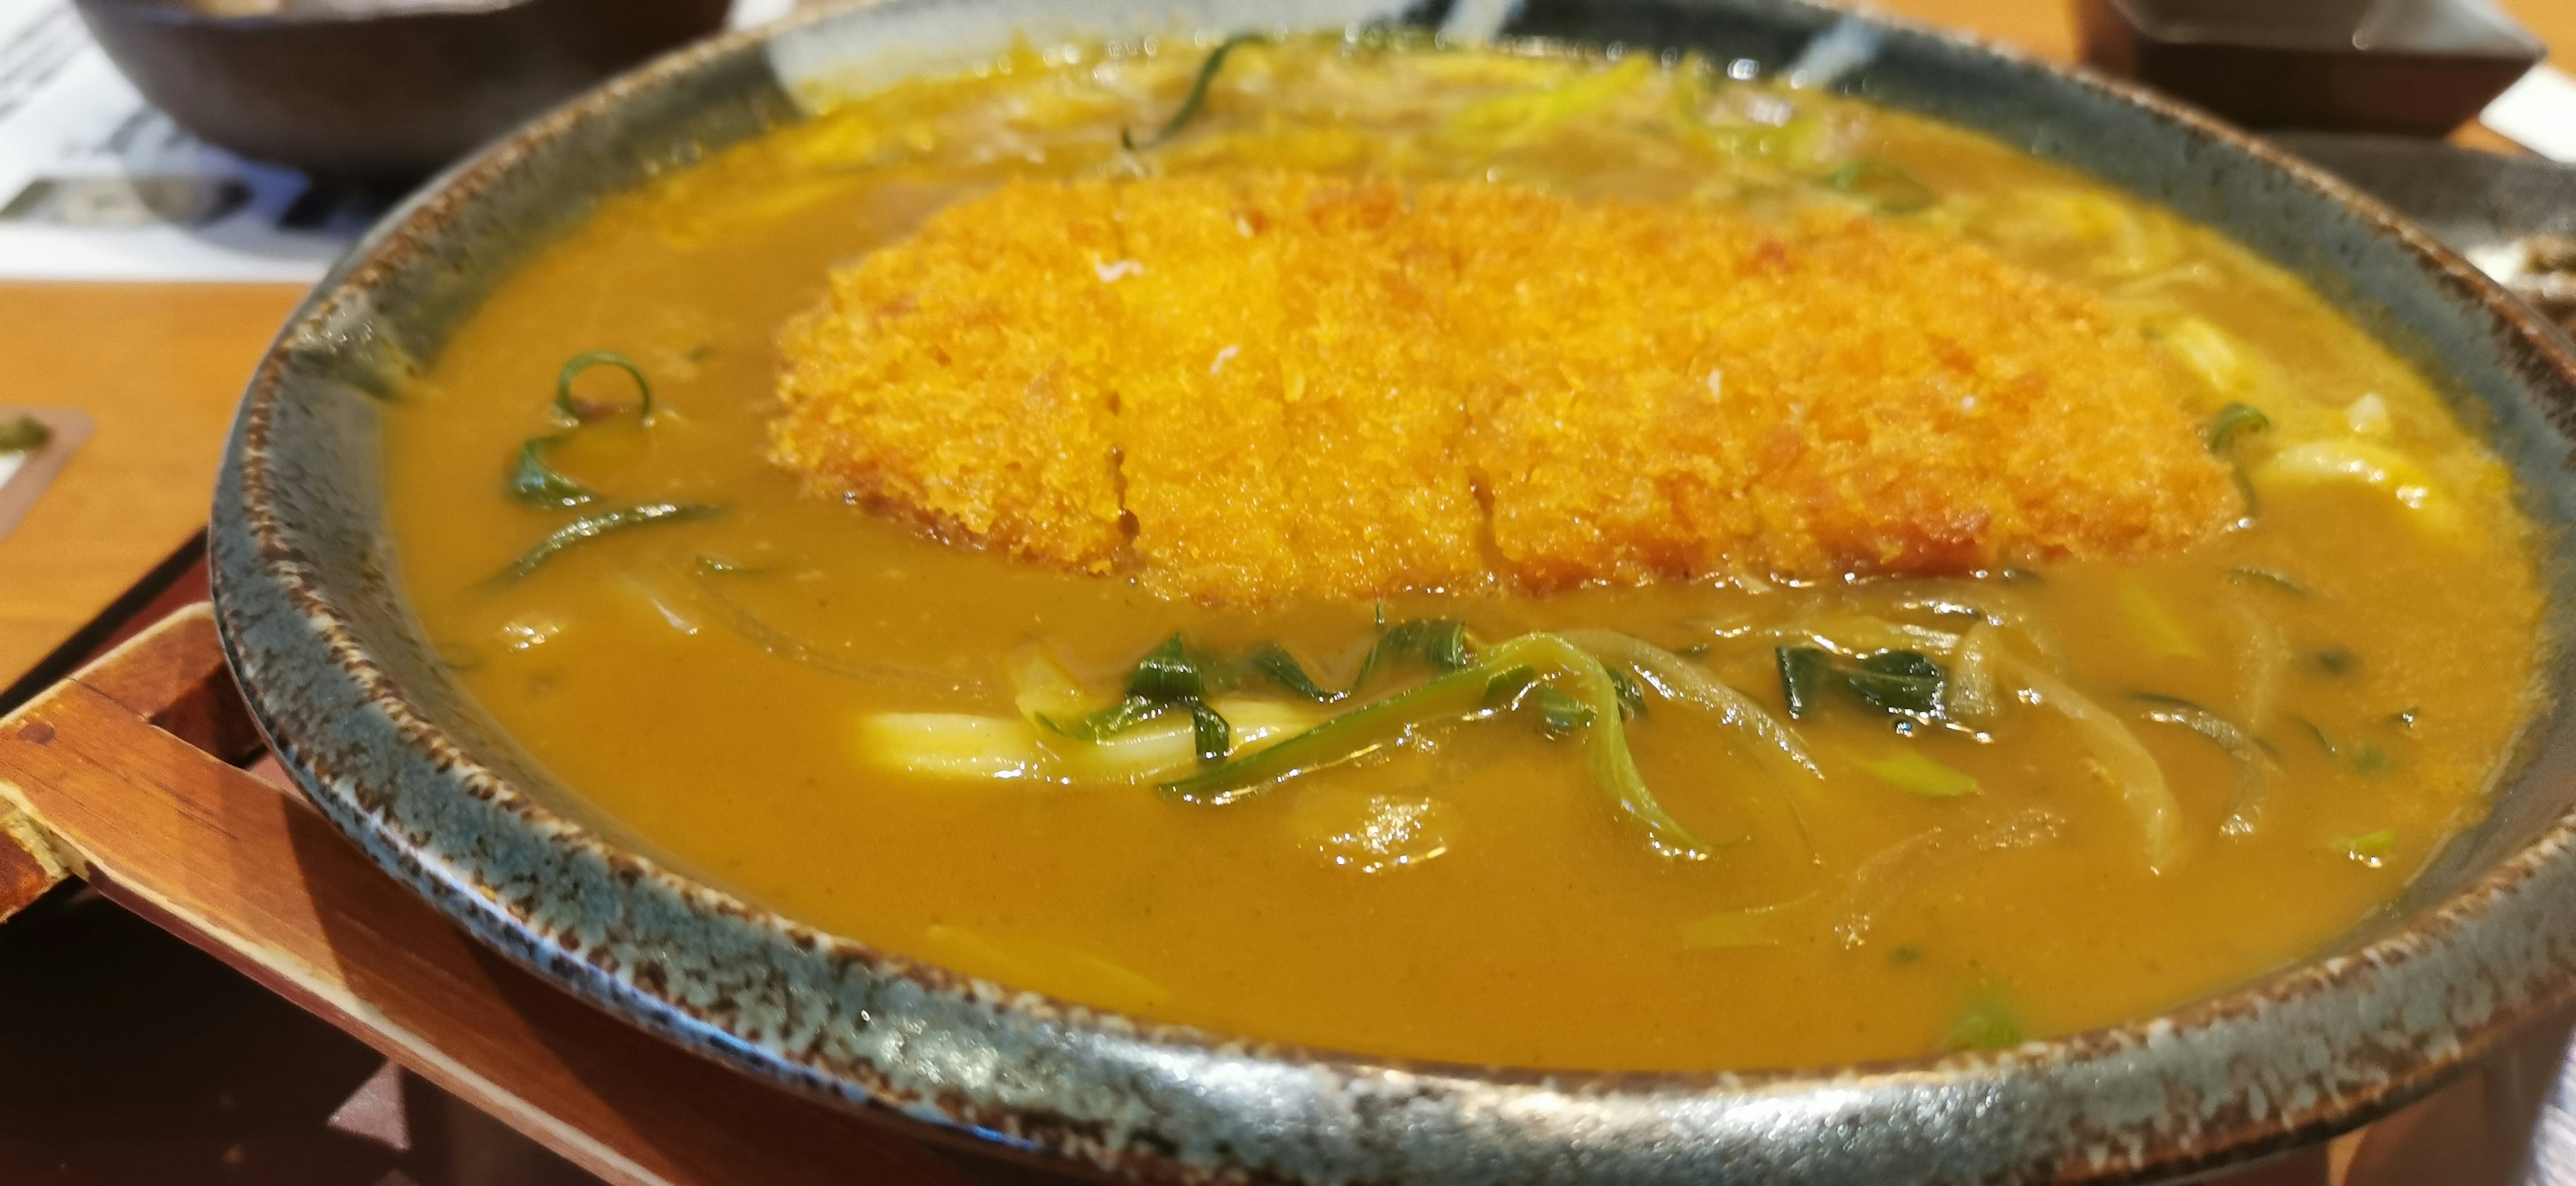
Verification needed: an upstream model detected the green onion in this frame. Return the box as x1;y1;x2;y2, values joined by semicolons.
1126;633;1212;701
1483;664;1539;708
1244;643;1335;702
1187;701;1231;763
1530;686;1598;739
2299;717;2392;775
507;435;597;507
1039;633;1243;763
494;502;719;582
1351;618;1474;690
1165;633;1711;860
0;415;52;453
1820;158;1937;214
2226;565;2308;596
2338;828;2396;865
2135;693;2270;837
2203;402;2271;453
1040;695;1171;743
1777;646;1831;720
1605;666;1648;718
1563;630;1819;779
555;350;654;422
1854;749;1979;798
1123;34;1265;150
1941;998;2023;1051
1844;650;1947;717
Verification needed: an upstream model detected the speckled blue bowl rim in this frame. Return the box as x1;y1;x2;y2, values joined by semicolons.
209;0;2576;1181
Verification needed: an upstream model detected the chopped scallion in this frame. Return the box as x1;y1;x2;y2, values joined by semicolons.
507;435;596;507
1165;633;1711;860
2338;828;2396;866
493;502;720;582
1777;646;1831;720
1244;643;1335;702
1941;998;2023;1052
1123;34;1265;150
1845;649;1947;718
1854;749;1980;798
553;349;654;422
1530;686;1597;739
2203;401;2271;453
1821;158;1936;214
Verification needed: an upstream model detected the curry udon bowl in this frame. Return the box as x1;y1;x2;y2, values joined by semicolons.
210;0;2576;1180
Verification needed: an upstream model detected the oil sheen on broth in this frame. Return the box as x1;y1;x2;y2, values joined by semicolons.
382;37;2544;1070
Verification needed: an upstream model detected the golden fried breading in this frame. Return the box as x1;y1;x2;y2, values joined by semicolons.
772;176;2241;602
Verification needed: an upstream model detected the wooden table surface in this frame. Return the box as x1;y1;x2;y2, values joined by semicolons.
0;0;2566;686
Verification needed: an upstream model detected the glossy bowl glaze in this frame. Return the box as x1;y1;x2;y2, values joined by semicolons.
209;0;2576;1181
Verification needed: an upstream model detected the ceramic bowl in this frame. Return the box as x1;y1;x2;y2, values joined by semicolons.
208;0;2576;1180
73;0;733;184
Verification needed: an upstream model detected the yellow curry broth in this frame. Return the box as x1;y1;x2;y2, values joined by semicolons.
382;39;2542;1070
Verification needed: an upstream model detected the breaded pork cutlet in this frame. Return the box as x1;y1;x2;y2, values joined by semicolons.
772;175;2241;602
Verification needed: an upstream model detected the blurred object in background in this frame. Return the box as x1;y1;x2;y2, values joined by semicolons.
70;0;734;186
2280;132;2576;340
2076;0;2544;136
2483;64;2576;161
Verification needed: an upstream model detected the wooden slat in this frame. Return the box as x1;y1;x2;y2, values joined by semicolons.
0;605;973;1186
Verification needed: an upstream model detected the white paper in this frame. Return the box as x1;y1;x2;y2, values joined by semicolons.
0;0;783;284
0;0;383;281
2483;64;2576;164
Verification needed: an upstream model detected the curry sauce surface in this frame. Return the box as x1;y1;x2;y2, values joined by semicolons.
382;40;2544;1070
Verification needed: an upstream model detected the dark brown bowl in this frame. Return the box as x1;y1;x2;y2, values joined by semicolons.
71;0;734;185
2075;0;2544;136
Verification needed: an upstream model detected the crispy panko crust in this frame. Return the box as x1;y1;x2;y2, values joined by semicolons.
773;175;2241;602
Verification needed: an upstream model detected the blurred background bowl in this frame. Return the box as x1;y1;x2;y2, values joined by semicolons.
2076;0;2545;136
70;0;735;187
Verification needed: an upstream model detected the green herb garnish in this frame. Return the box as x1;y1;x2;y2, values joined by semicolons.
1530;686;1599;739
1351;618;1474;690
2298;716;2392;776
1126;633;1216;701
1186;701;1232;763
507;435;597;507
494;502;720;582
1605;665;1648;718
1844;649;1947;718
1165;633;1710;859
1244;643;1336;702
1123;34;1265;150
2338;828;2396;865
1776;646;1831;720
1941;998;2023;1052
1854;749;1979;798
1042;633;1242;762
554;349;653;422
1820;158;1936;214
2203;402;2271;453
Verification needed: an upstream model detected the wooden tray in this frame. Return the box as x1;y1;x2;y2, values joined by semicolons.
0;602;2561;1186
